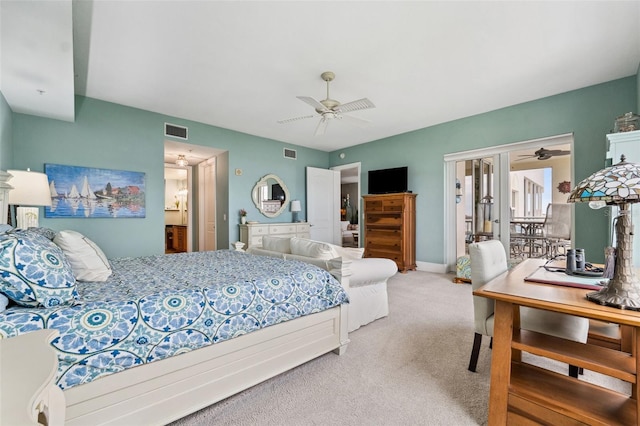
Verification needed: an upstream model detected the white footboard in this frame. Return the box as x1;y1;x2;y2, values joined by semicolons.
64;305;349;425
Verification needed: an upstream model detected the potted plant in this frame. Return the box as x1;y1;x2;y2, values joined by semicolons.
239;209;247;224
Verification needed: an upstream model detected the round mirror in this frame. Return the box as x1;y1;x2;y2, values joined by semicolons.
251;174;290;218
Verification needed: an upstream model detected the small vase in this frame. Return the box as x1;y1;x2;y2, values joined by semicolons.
241;217;247;224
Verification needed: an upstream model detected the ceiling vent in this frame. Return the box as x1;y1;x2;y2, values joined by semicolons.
165;123;188;140
284;148;297;160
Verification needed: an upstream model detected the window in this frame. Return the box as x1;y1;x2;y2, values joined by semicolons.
523;177;544;217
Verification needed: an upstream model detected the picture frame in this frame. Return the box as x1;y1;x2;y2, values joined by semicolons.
44;164;146;218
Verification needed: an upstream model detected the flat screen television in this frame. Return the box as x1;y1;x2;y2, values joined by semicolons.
368;166;408;194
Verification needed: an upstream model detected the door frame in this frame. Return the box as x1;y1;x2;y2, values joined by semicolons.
443;133;574;271
331;162;362;231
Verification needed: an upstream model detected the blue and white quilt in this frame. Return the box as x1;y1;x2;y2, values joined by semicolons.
0;250;348;390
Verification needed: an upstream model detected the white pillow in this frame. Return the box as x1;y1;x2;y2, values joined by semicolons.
0;293;8;312
290;237;339;260
261;236;291;253
332;244;365;260
53;230;112;282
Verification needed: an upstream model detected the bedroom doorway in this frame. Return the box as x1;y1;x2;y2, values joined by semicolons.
331;162;362;247
164;141;224;252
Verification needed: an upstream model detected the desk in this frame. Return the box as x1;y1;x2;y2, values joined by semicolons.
475;258;640;425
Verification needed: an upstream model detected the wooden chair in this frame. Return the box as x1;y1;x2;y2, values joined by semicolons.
468;240;589;376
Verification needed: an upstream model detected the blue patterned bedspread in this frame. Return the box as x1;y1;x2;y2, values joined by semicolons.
0;250;348;389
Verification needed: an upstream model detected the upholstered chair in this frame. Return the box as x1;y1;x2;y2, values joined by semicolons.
468;240;589;376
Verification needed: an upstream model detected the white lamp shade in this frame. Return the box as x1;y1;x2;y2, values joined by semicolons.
290;200;301;212
7;170;52;206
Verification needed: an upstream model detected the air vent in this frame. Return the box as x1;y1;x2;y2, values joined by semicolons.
284;148;297;160
165;123;188;140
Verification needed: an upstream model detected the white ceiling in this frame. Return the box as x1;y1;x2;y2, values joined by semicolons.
2;1;639;152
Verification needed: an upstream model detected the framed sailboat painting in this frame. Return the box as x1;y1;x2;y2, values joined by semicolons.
44;164;146;218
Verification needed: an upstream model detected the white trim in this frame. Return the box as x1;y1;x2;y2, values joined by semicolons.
415;260;448;274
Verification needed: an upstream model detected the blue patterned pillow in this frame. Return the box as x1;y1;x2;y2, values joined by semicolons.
0;230;77;307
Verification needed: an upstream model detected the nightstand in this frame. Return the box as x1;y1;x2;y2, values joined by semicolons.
0;329;65;426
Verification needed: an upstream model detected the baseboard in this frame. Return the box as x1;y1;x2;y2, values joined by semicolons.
415;261;447;274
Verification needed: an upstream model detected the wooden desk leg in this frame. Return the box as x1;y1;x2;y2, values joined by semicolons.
488;300;514;425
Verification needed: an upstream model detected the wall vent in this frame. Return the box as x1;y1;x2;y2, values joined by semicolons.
165;123;188;140
284;148;297;160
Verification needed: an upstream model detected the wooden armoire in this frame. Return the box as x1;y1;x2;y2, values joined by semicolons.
362;192;417;273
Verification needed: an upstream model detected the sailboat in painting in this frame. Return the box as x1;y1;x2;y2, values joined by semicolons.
80;176;96;199
49;180;60;198
68;184;80;199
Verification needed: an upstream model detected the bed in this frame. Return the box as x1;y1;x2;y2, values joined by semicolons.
0;228;350;425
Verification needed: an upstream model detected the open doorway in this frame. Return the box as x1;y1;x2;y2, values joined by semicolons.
164;141;224;253
445;134;574;271
332;162;361;247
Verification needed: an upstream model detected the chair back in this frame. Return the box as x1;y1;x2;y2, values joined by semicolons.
542;203;571;240
468;240;508;336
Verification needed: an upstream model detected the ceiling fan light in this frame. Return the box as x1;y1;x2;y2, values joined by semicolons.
176;154;189;167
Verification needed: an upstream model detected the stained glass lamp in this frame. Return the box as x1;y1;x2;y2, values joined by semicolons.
568;155;640;310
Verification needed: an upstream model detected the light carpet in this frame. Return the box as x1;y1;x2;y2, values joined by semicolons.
170;270;629;426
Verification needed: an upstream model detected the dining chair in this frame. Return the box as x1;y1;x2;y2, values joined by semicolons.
542;203;572;257
467;240;589;376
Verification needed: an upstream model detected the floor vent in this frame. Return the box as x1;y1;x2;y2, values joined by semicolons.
165;123;188;140
284;148;297;160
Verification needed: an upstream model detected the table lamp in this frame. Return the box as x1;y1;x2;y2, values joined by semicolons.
7;169;52;229
290;200;301;223
567;155;640;310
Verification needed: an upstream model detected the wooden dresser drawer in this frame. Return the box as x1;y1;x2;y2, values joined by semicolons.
366;215;402;227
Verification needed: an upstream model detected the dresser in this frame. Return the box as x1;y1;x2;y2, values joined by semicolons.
0;329;65;426
363;192;417;272
239;222;311;249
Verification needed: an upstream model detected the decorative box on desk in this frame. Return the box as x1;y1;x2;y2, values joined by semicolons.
363;192;417;273
239;222;310;249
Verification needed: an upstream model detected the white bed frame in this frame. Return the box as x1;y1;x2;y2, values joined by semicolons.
63;259;351;425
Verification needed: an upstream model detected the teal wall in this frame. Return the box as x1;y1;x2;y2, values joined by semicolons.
0;91;12;170
9;74;640;264
12;96;329;258
330;76;638;264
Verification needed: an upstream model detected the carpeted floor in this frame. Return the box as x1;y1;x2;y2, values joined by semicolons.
170;270;629;426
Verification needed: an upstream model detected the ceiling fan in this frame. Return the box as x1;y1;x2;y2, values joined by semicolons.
277;71;375;136
517;147;571;161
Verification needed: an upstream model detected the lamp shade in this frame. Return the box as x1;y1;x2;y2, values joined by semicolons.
567;155;640;205
290;200;301;212
7;169;52;207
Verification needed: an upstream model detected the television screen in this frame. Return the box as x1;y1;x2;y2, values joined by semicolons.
272;183;285;200
368;166;408;194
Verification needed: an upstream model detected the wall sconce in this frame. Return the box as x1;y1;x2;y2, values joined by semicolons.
455;179;462;204
7;169;52;229
290;200;301;223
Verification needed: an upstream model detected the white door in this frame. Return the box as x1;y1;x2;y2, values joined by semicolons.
306;167;340;244
199;159;216;251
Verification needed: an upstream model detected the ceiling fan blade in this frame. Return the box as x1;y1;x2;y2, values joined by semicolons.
277;115;314;124
545;150;571;156
314;117;328;136
341;114;371;126
336;98;375;113
297;96;328;112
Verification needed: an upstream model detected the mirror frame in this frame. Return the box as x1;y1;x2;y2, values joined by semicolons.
252;174;290;218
